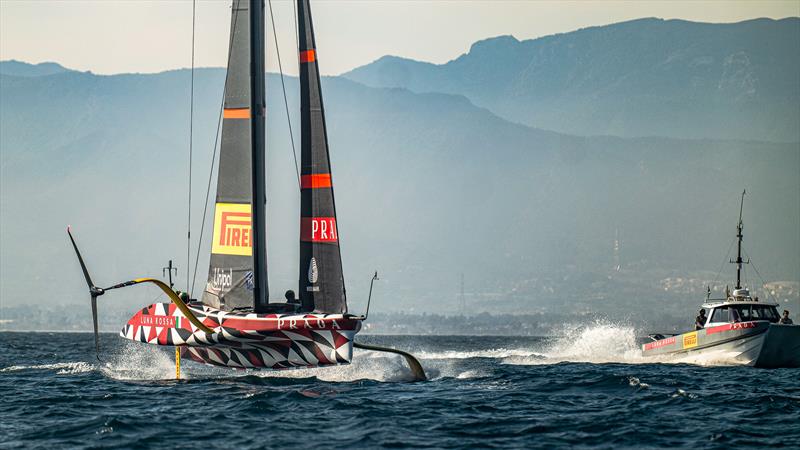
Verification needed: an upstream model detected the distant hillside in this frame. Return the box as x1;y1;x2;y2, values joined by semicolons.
0;60;71;77
1;67;798;319
344;18;800;142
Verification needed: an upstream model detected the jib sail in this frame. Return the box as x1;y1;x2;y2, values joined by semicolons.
202;0;268;311
297;0;347;314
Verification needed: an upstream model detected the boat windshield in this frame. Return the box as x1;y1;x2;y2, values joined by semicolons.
710;307;730;323
728;305;780;323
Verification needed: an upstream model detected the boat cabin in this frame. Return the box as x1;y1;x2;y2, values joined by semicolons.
701;289;781;327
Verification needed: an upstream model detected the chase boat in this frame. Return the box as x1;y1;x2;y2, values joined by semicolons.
642;192;800;367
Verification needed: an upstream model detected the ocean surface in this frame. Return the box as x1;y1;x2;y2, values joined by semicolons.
1;325;799;449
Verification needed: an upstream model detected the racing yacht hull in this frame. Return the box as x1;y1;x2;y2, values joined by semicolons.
642;321;800;368
121;302;362;370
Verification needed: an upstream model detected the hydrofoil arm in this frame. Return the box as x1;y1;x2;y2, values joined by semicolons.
353;341;427;381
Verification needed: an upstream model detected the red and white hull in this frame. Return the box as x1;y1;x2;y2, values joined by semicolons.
121;302;362;370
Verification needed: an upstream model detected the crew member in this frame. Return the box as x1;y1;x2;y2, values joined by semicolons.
175;290;190;304
695;309;707;330
779;310;794;325
285;290;300;305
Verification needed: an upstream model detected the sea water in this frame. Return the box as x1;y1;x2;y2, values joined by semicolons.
1;326;798;449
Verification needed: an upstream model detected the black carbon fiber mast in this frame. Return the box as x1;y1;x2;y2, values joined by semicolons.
249;0;269;312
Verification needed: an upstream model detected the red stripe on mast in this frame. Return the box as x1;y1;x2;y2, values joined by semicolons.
300;174;332;189
223;108;250;119
300;49;316;63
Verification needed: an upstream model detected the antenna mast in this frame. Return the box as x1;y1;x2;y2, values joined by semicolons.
730;190;749;290
163;260;178;289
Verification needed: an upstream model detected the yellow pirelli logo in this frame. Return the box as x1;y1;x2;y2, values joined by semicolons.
683;331;698;349
211;203;252;256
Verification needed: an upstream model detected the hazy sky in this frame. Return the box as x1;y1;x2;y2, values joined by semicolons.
1;0;799;76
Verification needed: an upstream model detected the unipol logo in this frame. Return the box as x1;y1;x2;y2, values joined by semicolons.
301;217;338;243
212;203;253;256
210;267;233;291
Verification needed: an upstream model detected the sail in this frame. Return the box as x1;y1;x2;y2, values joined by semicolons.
297;0;347;313
202;0;256;310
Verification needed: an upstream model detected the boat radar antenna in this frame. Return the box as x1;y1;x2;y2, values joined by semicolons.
730;190;750;290
162;260;177;289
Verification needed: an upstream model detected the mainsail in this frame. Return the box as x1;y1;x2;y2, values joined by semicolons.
202;0;269;310
297;0;347;313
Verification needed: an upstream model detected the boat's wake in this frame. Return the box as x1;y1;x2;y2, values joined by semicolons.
97;341;438;383
501;321;741;367
0;361;94;375
662;348;743;367
100;341;181;381
4;323;747;383
503;320;647;365
415;348;547;360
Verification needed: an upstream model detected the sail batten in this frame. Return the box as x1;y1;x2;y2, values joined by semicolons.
297;0;347;314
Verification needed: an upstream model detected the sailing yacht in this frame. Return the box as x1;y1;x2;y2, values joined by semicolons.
68;0;425;379
642;192;799;367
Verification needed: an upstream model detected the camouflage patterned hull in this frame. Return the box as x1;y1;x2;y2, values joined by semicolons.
120;302;362;370
642;321;800;368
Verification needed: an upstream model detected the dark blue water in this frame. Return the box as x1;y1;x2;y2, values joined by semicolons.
2;327;799;449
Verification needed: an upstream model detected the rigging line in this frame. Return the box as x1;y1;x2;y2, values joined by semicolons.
150;291;165;305
268;0;301;189
191;106;223;298
743;264;748;288
711;235;737;291
186;0;197;294
190;2;240;297
743;248;779;304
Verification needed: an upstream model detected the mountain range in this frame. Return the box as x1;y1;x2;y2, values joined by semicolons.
1;17;798;325
345;18;800;142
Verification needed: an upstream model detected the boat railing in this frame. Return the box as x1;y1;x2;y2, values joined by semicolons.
702;295;759;307
702;298;729;306
647;333;679;341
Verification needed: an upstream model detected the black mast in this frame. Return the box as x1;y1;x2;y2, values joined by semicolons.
732;189;747;290
249;0;269;312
